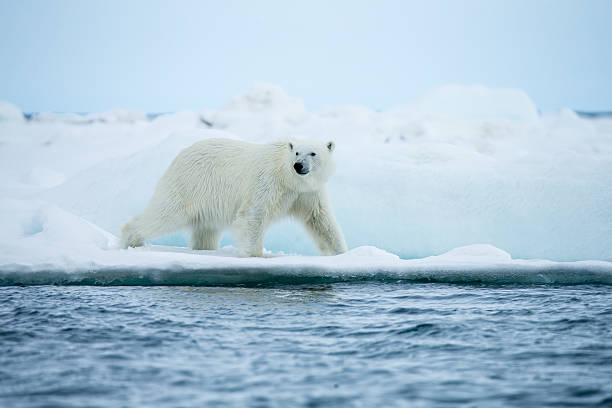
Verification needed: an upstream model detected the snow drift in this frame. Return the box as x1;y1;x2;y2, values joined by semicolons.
0;102;23;122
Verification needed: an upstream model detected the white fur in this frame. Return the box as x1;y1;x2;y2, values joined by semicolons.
120;138;347;257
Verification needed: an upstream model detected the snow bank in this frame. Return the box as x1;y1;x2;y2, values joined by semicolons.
424;244;511;262
203;83;308;140
30;112;92;124
412;84;540;121
0;101;23;122
86;109;148;123
1;84;612;285
31;109;148;124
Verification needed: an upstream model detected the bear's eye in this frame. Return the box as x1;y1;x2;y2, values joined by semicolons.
310;152;316;157
296;152;299;156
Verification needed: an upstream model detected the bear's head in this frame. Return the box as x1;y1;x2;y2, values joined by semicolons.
286;140;336;191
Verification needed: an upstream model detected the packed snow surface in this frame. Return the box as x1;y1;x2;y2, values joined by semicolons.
1;84;612;285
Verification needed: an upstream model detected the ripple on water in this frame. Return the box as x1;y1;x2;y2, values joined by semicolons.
0;284;611;407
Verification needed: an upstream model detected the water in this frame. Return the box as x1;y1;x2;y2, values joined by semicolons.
1;283;611;407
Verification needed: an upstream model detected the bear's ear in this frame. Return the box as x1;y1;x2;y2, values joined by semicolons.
326;141;335;152
288;142;293;151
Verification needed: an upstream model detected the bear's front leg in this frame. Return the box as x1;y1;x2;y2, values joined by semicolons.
292;190;347;255
305;210;347;255
233;215;265;257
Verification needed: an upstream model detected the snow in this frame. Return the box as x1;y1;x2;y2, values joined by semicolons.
412;84;540;121
424;244;511;263
0;101;23;122
23;167;67;188
30;109;148;124
1;84;612;285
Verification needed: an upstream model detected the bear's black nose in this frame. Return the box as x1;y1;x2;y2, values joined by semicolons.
294;162;303;172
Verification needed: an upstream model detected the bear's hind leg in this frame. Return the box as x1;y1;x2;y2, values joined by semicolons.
232;216;265;257
120;206;185;249
120;220;145;248
191;225;221;250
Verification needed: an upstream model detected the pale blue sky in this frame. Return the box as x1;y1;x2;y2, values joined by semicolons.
1;0;611;113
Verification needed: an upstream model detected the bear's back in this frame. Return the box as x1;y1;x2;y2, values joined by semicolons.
158;138;285;224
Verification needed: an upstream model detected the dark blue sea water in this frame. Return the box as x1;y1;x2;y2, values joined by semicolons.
1;283;611;407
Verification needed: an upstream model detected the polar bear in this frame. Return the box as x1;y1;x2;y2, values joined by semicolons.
120;138;347;257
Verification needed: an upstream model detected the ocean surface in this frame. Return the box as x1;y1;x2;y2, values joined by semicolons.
1;282;611;407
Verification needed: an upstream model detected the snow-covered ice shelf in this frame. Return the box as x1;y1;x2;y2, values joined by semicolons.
2;243;612;286
1;84;612;285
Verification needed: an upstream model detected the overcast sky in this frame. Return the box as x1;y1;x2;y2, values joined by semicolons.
1;0;611;113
